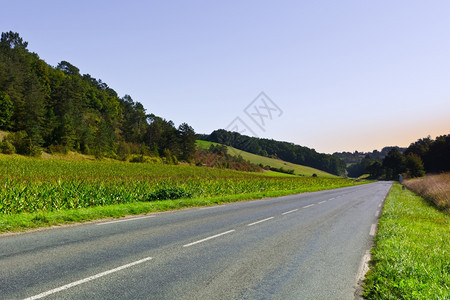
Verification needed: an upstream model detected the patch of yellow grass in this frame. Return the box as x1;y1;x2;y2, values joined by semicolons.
403;173;450;212
0;130;8;141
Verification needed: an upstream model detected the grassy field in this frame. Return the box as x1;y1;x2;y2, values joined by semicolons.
0;154;361;232
364;183;449;299
196;140;337;177
403;173;450;212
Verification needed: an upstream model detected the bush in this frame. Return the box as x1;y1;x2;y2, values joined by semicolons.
163;149;178;165
0;139;15;154
269;166;295;175
146;187;192;201
129;155;162;164
5;131;41;156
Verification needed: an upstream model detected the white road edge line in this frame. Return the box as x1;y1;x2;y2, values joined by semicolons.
378;203;382;208
369;224;377;236
318;200;327;204
329;197;335;201
199;205;224;210
96;215;155;225
282;209;298;215
356;250;371;284
375;210;380;217
302;204;314;209
23;257;153;300
183;230;235;247
247;217;275;226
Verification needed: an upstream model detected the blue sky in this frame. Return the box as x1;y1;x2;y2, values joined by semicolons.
2;0;449;153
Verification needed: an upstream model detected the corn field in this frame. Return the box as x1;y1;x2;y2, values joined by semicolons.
0;156;357;215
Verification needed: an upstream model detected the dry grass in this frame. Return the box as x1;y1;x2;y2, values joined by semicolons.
0;130;8;141
403;173;450;212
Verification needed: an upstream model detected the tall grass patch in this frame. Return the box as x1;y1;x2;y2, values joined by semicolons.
403;173;450;212
364;184;449;299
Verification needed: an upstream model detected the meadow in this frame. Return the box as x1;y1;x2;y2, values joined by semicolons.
0;154;360;231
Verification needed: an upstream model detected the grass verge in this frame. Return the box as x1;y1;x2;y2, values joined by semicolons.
363;183;449;299
0;184;358;233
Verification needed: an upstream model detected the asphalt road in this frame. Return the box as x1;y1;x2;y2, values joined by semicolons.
0;181;392;300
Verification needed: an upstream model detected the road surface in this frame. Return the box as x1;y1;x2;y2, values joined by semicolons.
0;181;391;299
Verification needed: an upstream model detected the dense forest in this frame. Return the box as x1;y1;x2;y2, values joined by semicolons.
198;130;346;176
0;31;196;161
345;135;450;179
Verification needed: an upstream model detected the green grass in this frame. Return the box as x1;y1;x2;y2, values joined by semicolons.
364;183;450;299
196;140;337;177
0;154;362;232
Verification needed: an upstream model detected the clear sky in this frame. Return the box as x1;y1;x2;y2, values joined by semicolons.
2;0;449;153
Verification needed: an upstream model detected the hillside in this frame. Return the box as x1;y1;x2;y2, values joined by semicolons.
0;31;196;161
197;140;337;178
199;130;346;176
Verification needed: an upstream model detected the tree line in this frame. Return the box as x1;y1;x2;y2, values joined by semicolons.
346;135;450;179
198;129;346;176
333;146;406;165
0;31;196;161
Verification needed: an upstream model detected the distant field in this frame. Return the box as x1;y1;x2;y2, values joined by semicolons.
0;154;360;232
196;140;337;178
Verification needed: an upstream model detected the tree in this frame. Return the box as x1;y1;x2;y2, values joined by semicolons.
382;148;406;180
405;153;425;178
0;92;13;129
424;135;450;173
57;114;76;149
0;31;28;49
178;122;196;161
367;161;384;178
57;61;80;76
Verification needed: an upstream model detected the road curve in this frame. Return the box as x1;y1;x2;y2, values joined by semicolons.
0;181;392;299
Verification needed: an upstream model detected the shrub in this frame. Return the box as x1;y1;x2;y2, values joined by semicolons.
129;155;162;164
0;139;15;154
146;187;192;201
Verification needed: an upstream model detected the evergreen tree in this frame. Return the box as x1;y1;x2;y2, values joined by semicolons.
178;122;196;161
0;92;13;129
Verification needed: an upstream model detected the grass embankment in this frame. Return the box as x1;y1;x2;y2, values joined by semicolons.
196;140;336;177
364;184;449;299
403;173;450;212
0;154;360;233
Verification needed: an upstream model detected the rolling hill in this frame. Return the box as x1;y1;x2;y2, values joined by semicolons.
196;140;338;178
